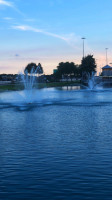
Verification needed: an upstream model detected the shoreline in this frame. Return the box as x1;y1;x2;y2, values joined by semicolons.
0;81;81;92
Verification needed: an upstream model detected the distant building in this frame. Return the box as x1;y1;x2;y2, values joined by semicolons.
102;65;112;76
53;69;58;74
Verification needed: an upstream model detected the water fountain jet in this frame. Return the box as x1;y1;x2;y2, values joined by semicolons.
20;67;38;104
87;72;96;90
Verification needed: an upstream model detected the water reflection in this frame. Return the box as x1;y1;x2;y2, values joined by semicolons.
61;85;81;90
1;87;112;111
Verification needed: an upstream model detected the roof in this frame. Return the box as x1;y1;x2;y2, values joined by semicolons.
102;65;112;69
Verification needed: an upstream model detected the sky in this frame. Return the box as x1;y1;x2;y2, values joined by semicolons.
0;0;112;74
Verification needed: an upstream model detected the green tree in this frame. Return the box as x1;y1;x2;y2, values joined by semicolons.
24;62;43;75
80;55;97;75
57;62;78;79
24;63;37;74
37;63;43;75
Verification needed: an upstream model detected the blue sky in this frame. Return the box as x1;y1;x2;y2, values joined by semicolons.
0;0;112;74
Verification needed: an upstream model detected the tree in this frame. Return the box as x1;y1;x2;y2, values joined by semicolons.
24;63;37;74
24;62;43;75
80;55;97;76
37;63;43;75
57;62;78;79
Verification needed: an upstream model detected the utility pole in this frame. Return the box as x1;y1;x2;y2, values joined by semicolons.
105;48;108;65
81;37;86;58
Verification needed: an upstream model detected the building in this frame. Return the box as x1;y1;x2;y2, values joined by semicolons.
53;69;58;74
102;65;112;76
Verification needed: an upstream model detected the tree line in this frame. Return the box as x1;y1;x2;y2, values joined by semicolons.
24;55;97;81
54;55;96;80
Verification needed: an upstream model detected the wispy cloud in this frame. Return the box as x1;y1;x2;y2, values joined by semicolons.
3;17;13;20
0;0;13;7
12;25;68;41
24;18;36;22
12;25;80;48
0;0;24;16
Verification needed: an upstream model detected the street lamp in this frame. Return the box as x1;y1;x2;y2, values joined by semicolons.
81;37;86;58
105;48;108;65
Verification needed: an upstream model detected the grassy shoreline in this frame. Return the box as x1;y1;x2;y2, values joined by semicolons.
0;81;81;92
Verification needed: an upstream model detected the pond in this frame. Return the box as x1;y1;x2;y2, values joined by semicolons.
0;87;112;200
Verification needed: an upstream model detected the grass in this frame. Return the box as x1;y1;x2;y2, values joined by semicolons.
0;81;81;92
0;84;24;92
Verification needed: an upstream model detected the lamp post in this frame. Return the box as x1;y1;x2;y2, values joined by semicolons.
81;37;86;58
105;48;108;65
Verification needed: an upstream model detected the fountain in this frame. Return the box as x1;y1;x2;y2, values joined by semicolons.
20;67;38;103
87;72;96;90
0;68;111;110
81;71;97;90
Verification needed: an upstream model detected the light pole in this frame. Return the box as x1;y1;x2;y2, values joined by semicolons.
105;48;108;65
81;37;86;58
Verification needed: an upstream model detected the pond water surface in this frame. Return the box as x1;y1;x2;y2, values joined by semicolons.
0;87;112;200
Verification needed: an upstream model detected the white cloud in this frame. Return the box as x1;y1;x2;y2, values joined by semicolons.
0;0;13;7
12;25;67;40
3;17;13;20
12;25;80;48
0;0;24;16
